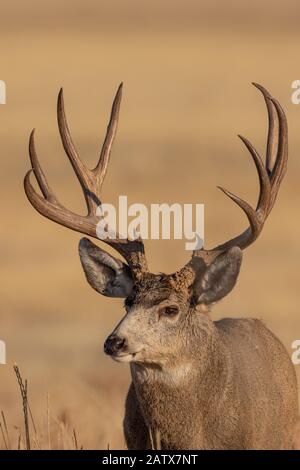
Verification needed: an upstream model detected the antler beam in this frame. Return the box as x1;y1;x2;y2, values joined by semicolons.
195;83;288;256
24;84;148;277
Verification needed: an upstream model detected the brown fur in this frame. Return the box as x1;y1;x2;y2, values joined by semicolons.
124;315;298;450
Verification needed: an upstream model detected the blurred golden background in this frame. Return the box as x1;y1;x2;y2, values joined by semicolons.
0;0;300;449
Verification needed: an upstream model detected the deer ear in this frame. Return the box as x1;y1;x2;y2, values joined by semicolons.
193;247;243;304
78;238;133;298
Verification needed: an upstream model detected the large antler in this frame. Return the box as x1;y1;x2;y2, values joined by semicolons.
24;84;148;277
178;83;288;281
213;83;288;253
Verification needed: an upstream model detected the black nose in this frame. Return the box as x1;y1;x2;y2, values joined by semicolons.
104;334;126;355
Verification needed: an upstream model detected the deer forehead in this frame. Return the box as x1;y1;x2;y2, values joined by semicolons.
125;274;190;309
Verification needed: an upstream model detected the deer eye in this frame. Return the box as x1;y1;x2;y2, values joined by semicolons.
159;305;179;317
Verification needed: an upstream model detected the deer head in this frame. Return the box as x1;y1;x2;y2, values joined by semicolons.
24;83;288;365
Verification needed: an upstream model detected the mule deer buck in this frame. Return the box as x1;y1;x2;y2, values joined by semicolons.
24;83;298;449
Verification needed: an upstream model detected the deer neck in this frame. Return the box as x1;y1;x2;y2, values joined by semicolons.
130;320;231;446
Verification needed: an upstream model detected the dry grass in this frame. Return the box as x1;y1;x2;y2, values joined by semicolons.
2;365;299;450
0;365;82;450
0;0;300;450
1;366;161;450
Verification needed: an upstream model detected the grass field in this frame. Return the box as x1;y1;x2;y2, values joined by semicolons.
0;0;300;449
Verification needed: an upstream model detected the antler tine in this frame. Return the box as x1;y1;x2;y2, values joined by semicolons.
94;82;123;187
267;97;288;213
215;186;260;250
252;82;278;175
212;133;271;252
57;85;123;216
57;88;97;215
24;167;98;238
29;129;59;204
237;134;271;214
252;84;288;213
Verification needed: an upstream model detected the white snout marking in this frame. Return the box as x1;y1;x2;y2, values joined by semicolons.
112;353;135;363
